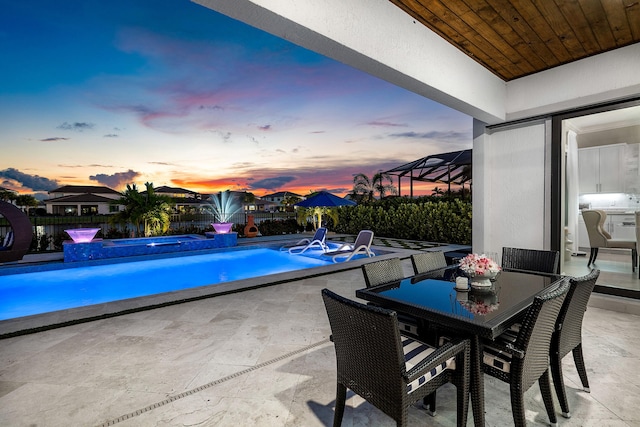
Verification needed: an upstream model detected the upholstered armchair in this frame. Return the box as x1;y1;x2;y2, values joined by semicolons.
582;209;636;271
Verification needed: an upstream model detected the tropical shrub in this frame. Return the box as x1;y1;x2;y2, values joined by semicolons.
334;199;471;244
109;183;173;237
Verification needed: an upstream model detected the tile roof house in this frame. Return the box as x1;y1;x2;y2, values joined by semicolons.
261;191;303;212
45;185;122;216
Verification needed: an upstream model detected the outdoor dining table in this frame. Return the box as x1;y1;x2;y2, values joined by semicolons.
355;269;564;427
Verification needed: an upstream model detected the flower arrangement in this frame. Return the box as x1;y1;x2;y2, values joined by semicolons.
459;253;501;277
461;299;500;315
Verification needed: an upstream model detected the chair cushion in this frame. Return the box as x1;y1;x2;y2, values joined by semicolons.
401;335;456;393
607;239;636;249
482;328;518;374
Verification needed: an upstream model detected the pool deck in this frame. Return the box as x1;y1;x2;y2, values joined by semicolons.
0;233;467;338
0;253;638;426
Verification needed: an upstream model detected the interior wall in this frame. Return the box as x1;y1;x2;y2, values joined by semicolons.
473;120;549;258
577;125;640;149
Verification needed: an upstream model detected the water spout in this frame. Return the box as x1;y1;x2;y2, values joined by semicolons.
65;228;101;243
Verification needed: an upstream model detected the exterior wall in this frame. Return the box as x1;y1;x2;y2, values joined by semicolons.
47;202;117;216
98;204;114;215
473;119;551;258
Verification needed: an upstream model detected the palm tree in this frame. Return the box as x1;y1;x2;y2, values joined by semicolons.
282;194;301;211
0;190;16;203
243;191;256;208
431;186;445;196
352;172;397;202
296;206;339;230
14;194;38;212
110;183;173;237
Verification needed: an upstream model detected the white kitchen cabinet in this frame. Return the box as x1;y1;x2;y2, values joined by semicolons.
609;213;637;240
578;145;625;193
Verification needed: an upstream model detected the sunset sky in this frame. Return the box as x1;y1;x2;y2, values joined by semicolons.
0;0;471;199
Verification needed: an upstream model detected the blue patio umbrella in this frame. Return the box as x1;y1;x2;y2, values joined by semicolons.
294;191;357;208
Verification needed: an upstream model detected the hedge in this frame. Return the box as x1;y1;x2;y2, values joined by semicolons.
333;199;471;245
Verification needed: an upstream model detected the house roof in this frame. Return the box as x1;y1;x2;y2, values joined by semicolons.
153;186;198;195
44;194;117;204
262;191;302;198
389;0;640;81
49;185;121;195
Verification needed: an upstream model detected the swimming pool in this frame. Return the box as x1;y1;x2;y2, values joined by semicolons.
0;247;337;321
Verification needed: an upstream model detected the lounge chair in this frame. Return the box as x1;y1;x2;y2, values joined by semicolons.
286;227;328;254
0;230;14;251
326;229;374;263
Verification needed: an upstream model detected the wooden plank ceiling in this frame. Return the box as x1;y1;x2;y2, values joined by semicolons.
389;0;640;81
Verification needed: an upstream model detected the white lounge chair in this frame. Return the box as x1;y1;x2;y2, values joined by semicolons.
287;227;328;254
326;230;375;263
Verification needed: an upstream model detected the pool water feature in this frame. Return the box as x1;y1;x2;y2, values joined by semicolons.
104;235;203;246
0;247;339;321
63;233;237;262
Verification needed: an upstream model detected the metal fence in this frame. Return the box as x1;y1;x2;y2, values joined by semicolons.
0;211;298;251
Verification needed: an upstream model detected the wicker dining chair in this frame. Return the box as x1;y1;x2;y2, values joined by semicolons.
501;247;560;274
321;288;470;427
362;257;405;288
550;269;600;418
482;278;570;427
362;258;419;337
410;251;448;276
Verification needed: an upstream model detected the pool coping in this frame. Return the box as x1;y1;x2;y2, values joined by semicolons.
0;241;418;338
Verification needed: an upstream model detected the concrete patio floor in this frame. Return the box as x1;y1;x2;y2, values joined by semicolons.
1;257;639;426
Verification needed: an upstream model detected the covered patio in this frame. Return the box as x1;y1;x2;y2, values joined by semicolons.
0;257;638;426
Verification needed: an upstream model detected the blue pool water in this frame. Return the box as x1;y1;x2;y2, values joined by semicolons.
0;247;335;320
